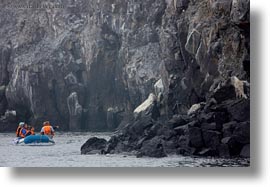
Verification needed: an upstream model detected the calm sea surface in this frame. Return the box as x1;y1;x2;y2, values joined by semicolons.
0;132;249;167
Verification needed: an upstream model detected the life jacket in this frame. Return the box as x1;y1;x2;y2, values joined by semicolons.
19;128;28;138
16;126;22;137
43;125;53;135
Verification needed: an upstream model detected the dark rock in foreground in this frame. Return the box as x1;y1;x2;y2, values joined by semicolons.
81;99;250;158
81;137;107;155
81;77;250;158
240;144;250;158
137;136;166;158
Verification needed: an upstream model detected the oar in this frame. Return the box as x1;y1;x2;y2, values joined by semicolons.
53;126;60;130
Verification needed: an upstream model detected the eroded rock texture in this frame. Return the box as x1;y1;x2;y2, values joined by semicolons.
0;0;249;135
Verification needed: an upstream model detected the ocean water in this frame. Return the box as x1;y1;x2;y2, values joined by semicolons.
0;132;250;167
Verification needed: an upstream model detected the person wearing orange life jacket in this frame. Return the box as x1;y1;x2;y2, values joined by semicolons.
19;123;31;138
40;121;55;138
16;122;25;137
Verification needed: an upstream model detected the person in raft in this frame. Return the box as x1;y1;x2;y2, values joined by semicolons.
19;123;31;138
28;125;35;135
40;121;55;139
16;122;25;137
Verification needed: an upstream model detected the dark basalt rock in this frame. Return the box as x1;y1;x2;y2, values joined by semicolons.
188;127;204;148
105;135;120;154
202;130;221;149
137;136;166;158
81;137;107;155
177;135;190;148
198;148;217;157
240;144;250;158
221;136;243;156
218;144;231;158
232;121;250;144
222;121;238;138
127;116;154;137
0;86;5;100
199;111;229;128
166;114;190;129
146;123;162;139
211;84;237;104
174;124;189;135
0;86;7;116
201;123;219;130
157;125;177;140
227;99;250;122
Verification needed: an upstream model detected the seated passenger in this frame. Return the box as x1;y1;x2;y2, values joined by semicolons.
16;122;25;137
28;125;35;135
19;123;31;138
40;121;55;139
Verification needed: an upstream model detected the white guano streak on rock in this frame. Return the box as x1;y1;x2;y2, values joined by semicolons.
187;103;202;116
134;93;156;114
154;79;164;95
230;76;248;99
12;65;20;88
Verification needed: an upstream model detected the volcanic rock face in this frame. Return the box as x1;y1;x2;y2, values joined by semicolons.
0;0;249;137
82;83;250;158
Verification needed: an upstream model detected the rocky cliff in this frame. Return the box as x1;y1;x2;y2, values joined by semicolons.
0;0;249;139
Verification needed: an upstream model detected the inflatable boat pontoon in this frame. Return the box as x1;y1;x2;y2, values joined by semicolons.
14;135;55;145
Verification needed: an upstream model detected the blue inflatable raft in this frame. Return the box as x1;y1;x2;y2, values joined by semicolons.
14;135;55;145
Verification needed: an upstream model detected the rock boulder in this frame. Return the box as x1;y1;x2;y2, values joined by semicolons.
81;137;107;155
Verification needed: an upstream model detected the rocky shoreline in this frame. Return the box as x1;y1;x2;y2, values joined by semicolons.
81;75;250;158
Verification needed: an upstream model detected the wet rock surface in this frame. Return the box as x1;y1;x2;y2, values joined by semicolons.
82;96;250;158
81;137;107;155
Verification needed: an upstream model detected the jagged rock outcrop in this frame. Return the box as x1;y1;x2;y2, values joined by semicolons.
82;80;250;158
80;137;107;154
133;93;160;120
81;0;250;158
0;0;249;135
